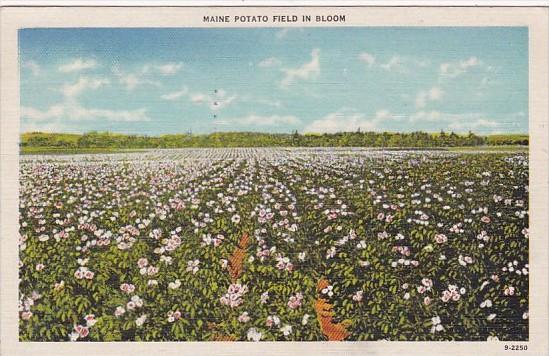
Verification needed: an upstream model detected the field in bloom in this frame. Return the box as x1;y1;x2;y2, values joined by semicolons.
19;148;529;341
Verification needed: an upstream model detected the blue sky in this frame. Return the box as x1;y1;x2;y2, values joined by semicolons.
19;27;528;135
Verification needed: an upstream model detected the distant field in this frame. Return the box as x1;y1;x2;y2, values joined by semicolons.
20;145;528;155
20;147;146;155
449;145;529;152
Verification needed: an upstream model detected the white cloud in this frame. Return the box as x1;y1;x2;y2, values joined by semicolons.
256;98;282;108
215;114;300;127
112;65;160;90
415;87;444;109
440;56;481;78
21;105;65;121
22;60;41;76
156;62;184;76
374;109;395;121
408;111;506;133
304;110;376;134
20;120;77;133
304;108;403;134
61;76;110;98
67;105;150;122
258;57;282;68
380;56;403;72
59;58;97;73
280;49;320;88
410;110;443;122
378;56;429;73
448;118;499;131
210;90;238;111
23;76;149;124
358;52;376;67
21;103;150;123
276;28;291;39
190;93;207;104
189;89;238;111
161;87;189;101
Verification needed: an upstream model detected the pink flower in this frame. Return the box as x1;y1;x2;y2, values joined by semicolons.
421;278;433;288
423;296;431;305
287;292;303;309
85;314;97;327
481;216;491;224
434;234;447;244
260;291;269;304
74;325;89;338
120;283;135;294
167;310;182;322
266;315;280;327
220;283;248;308
21;311;33;320
238;312;251;323
146;266;159;276
352;290;364;302
137;258;148;268
114;306;125;317
441;290;451;303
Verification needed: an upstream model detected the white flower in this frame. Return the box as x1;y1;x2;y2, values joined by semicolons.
321;285;334;297
238;312;250;323
135;314;147;327
359;260;370;267
168;279;181;289
68;331;79;341
114;306;125;317
260;291;269;304
247;327;262;341
280;324;292;336
186;259;200;274
302;314;310;325
352;290;364;302
487;313;497;321
480;299;492;308
430;316;443;333
266;315;280;327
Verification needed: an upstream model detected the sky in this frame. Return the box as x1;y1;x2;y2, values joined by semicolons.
19;27;528;135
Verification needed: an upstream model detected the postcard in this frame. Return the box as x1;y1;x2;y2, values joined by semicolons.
1;5;548;356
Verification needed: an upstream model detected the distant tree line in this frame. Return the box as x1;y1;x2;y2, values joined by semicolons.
20;130;528;149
